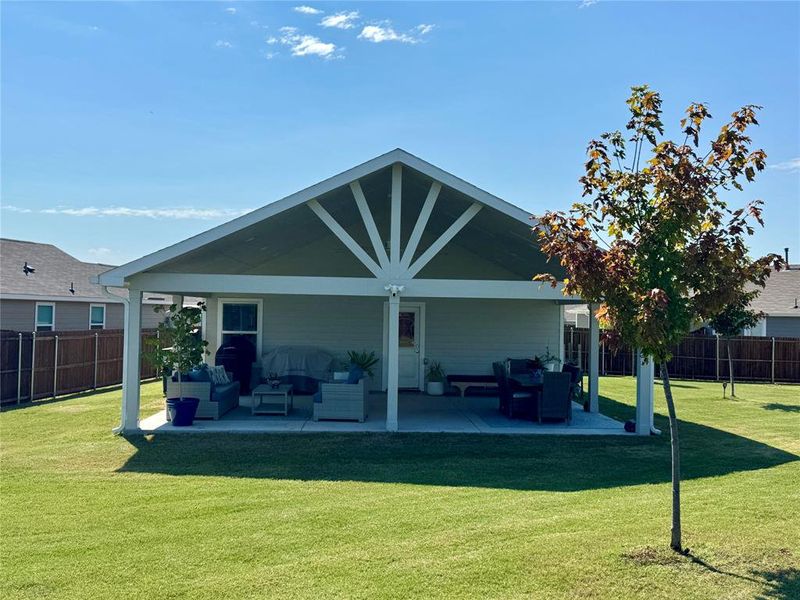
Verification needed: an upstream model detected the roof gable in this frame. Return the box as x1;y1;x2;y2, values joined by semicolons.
97;149;542;286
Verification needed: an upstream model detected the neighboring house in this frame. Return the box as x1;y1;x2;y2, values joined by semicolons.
744;263;800;338
0;238;173;332
564;304;590;329
97;149;656;434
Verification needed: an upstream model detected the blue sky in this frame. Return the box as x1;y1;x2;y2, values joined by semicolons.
2;1;798;266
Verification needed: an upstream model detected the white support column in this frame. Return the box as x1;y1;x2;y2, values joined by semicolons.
385;287;401;432
121;289;143;433
588;303;600;413
557;302;565;366
390;164;402;276
635;350;655;436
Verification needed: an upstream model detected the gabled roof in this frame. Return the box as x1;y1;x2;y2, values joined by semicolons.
97;149;537;286
748;267;800;317
0;238;127;302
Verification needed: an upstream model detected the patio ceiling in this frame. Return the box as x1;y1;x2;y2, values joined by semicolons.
148;164;564;281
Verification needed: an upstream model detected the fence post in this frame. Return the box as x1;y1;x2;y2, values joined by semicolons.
53;335;59;399
577;343;582;370
16;333;23;404
94;332;99;390
771;337;775;384
715;334;720;381
29;331;36;401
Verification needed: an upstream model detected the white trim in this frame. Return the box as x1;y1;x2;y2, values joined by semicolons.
406;203;482;278
125;272;577;301
382;301;426;392
588;303;600;413
216;298;264;355
390;163;402;273
307;199;384;277
34;301;55;331
351;180;390;270
96;149;539;286
401;181;440;270
89;303;106;330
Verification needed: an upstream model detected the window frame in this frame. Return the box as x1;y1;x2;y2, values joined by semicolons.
89;303;106;330
35;302;56;332
217;298;262;354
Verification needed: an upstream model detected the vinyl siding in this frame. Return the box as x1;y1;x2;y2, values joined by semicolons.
207;295;561;390
0;299;163;331
765;316;800;338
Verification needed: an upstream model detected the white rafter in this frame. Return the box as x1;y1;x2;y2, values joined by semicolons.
390;163;402;272
350;180;390;270
307;199;384;277
405;203;483;278
400;181;441;270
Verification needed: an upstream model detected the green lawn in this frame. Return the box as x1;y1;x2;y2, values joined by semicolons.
1;378;798;599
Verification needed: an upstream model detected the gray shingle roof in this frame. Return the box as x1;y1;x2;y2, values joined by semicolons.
0;238;124;301
748;267;800;317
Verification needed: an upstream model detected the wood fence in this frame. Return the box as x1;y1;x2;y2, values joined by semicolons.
563;326;800;383
0;329;159;404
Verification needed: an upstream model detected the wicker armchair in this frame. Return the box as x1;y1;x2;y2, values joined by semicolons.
312;380;368;422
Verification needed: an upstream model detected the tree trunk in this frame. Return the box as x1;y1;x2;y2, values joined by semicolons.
660;362;683;552
727;337;735;397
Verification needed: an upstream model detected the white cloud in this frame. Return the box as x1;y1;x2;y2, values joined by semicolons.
215;40;233;48
579;0;599;7
276;27;340;59
87;247;112;257
770;158;800;172
294;5;322;15
320;11;359;29
264;52;278;60
415;24;435;35
358;24;416;44
224;7;237;15
266;36;279;45
0;205;253;220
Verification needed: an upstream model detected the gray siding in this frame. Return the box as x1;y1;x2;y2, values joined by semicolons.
0;299;163;331
206;295;561;390
0;299;35;331
766;316;800;338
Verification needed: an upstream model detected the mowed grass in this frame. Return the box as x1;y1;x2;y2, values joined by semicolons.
1;378;798;599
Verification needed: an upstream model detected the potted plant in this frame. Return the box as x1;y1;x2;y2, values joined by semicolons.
346;350;379;382
332;357;351;382
530;356;545;384
540;348;562;372
425;360;446;396
144;302;208;426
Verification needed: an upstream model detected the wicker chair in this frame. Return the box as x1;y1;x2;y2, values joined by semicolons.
312;380;368;422
539;371;572;424
493;361;536;420
165;376;240;420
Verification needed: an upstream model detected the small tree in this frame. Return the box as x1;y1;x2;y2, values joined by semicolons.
144;302;208;400
534;86;782;552
709;289;763;397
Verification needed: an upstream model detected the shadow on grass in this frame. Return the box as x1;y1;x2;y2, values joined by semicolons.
118;396;798;491
753;567;800;599
762;403;800;413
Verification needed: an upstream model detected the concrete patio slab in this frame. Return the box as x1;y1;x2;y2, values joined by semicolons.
138;392;627;435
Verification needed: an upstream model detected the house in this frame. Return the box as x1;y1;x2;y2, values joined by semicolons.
744;261;800;338
0;238;172;332
95;149;656;435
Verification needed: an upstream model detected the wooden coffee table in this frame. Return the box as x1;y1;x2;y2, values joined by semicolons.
251;384;294;416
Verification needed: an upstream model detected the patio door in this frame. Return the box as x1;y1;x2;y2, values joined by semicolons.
384;302;425;390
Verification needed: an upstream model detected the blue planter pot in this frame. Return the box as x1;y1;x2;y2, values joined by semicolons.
166;397;200;426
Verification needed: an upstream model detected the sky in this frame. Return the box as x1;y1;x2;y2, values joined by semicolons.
2;1;799;266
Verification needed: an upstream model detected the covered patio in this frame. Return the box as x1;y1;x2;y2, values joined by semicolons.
96;149;656;436
139;391;625;435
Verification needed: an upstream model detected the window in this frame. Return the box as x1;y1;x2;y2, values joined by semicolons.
219;300;261;350
89;304;106;330
35;302;55;332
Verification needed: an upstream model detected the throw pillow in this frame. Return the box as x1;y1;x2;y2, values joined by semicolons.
210;366;229;385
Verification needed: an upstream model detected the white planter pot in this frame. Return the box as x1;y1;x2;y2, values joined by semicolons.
545;363;559;372
426;381;445;396
333;371;349;382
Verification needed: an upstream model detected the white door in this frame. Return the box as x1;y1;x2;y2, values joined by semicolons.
398;306;422;389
